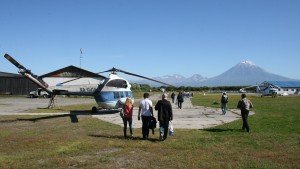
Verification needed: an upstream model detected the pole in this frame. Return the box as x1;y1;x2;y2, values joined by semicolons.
80;48;83;68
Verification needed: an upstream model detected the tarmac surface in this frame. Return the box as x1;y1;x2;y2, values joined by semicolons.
0;95;254;129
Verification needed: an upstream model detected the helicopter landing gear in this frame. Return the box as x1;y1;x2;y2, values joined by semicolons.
92;106;98;114
48;94;56;108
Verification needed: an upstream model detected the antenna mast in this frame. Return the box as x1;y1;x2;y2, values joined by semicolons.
80;48;83;68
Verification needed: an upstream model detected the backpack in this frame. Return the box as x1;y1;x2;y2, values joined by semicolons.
221;95;228;103
241;99;252;111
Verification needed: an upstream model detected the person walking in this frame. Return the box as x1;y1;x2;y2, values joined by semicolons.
177;92;184;109
221;92;228;114
171;92;175;103
237;93;253;133
122;97;133;138
138;93;154;140
155;93;173;141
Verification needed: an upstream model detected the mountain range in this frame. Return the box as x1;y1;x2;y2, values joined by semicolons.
132;61;297;87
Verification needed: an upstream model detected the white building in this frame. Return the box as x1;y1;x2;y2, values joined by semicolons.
259;81;300;95
40;65;106;93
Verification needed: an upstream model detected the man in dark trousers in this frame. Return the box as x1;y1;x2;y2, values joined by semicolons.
237;93;253;132
155;93;173;141
221;92;228;115
171;92;175;103
138;93;153;140
177;92;184;109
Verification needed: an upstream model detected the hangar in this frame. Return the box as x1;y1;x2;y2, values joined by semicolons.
0;72;38;95
259;81;300;95
0;65;104;96
40;65;104;87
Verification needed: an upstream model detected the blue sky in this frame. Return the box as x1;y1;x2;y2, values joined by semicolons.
1;0;299;80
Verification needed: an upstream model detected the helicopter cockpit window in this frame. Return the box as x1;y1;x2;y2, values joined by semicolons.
114;92;120;99
106;79;128;88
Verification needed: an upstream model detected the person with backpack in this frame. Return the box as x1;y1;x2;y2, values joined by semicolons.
122;97;134;138
237;93;253;133
221;92;228;114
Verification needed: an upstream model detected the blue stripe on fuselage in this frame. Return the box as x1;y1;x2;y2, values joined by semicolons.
94;91;134;102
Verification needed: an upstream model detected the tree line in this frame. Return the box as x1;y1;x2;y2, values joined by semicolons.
130;83;251;93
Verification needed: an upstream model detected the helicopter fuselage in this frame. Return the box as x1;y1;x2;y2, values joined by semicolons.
45;74;135;109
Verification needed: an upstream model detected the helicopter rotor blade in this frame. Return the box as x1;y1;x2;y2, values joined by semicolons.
124;71;172;86
4;54;29;73
56;77;83;85
4;53;50;91
97;67;118;74
99;67;173;86
58;71;108;86
98;70;112;74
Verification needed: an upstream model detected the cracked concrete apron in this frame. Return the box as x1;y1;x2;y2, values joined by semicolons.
92;96;254;129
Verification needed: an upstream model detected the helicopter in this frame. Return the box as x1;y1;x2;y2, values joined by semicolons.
239;83;287;97
239;85;258;93
4;53;171;112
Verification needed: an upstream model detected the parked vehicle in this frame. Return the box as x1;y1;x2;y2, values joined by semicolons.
29;88;50;98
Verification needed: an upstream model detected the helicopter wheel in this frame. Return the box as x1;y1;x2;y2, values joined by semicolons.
92;106;98;114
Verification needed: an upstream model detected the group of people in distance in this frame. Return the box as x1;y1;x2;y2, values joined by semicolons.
122;92;173;141
121;91;254;141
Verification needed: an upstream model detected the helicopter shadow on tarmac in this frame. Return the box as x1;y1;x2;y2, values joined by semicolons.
0;111;161;142
0;109;121;123
88;134;160;142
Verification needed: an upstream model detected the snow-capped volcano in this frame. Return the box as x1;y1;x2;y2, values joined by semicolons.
200;60;293;86
241;60;256;66
132;60;296;87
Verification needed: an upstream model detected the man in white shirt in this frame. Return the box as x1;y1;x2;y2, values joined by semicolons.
138;93;153;140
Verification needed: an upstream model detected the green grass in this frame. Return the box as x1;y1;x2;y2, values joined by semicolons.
0;93;299;169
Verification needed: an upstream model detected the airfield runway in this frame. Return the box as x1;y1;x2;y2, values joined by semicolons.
0;95;254;129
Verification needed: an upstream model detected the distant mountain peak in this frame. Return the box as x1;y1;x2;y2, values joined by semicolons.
190;74;206;81
241;60;256;66
200;60;293;86
133;60;295;87
237;60;257;67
